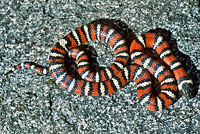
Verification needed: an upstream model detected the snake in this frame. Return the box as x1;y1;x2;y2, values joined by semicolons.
5;23;193;111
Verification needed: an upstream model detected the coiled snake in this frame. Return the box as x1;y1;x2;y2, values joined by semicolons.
5;23;193;111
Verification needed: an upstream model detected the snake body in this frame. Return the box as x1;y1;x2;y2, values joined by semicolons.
5;23;193;111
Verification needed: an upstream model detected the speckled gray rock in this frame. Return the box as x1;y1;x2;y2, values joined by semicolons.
0;0;199;133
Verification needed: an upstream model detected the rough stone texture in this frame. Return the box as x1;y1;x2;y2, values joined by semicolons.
0;0;199;133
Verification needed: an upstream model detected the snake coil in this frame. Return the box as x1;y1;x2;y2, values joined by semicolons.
5;23;193;111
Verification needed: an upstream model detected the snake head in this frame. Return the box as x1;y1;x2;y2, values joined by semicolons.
180;81;194;99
